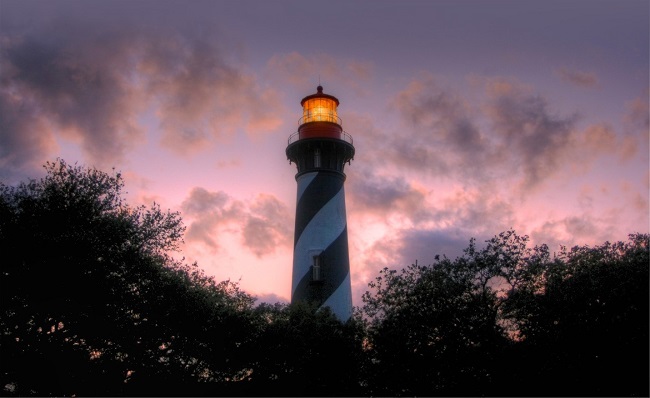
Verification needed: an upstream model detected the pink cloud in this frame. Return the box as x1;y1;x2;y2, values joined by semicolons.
0;20;285;166
181;188;291;257
530;214;611;252
139;37;285;153
581;123;617;152
1;33;145;170
242;194;292;257
181;188;242;251
624;96;649;132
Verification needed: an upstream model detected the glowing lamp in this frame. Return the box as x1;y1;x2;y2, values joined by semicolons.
295;85;344;140
302;93;338;124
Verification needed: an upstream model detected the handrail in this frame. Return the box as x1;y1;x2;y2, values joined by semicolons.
288;130;353;145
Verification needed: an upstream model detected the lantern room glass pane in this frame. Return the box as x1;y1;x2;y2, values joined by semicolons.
303;98;338;124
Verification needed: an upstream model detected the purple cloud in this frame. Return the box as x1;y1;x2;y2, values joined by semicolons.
0;12;284;173
555;67;600;88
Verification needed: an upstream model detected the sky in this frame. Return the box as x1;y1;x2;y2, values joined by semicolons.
1;0;648;307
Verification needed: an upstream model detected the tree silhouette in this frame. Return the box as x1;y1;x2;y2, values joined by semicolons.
361;230;649;396
501;233;649;396
237;301;365;397
0;159;257;396
1;159;647;397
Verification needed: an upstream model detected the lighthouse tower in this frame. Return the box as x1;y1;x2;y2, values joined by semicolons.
286;85;355;322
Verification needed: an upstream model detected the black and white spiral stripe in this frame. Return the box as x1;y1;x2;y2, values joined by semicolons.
291;170;352;322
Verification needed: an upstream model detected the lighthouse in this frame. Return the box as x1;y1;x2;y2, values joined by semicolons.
286;85;355;322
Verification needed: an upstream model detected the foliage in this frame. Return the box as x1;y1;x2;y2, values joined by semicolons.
229;301;365;397
0;159;257;396
361;230;649;396
1;159;647;396
501;233;649;396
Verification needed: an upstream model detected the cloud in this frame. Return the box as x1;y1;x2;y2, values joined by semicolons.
143;36;285;151
348;172;428;224
372;228;472;268
484;77;580;189
181;187;230;216
254;292;289;305
181;188;291;257
1;32;144;171
370;76;591;193
181;188;242;250
388;77;489;178
349;179;516;286
431;184;515;233
530;215;607;252
581;123;617;152
621;95;650;161
578;122;639;164
555;67;599;88
0;13;284;172
624;95;650;132
0;87;57;182
242;194;292;257
620;180;649;213
267;52;373;95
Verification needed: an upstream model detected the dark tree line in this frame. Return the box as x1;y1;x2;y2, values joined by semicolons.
1;159;647;397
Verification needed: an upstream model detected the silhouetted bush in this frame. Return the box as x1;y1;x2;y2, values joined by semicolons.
1;160;647;396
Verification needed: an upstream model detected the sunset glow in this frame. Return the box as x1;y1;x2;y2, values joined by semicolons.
1;0;648;308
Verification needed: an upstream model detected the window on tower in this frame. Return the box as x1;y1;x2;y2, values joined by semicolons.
314;148;321;168
312;255;322;281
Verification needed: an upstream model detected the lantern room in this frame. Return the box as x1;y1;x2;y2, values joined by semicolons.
294;85;346;141
300;85;340;125
286;85;354;174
